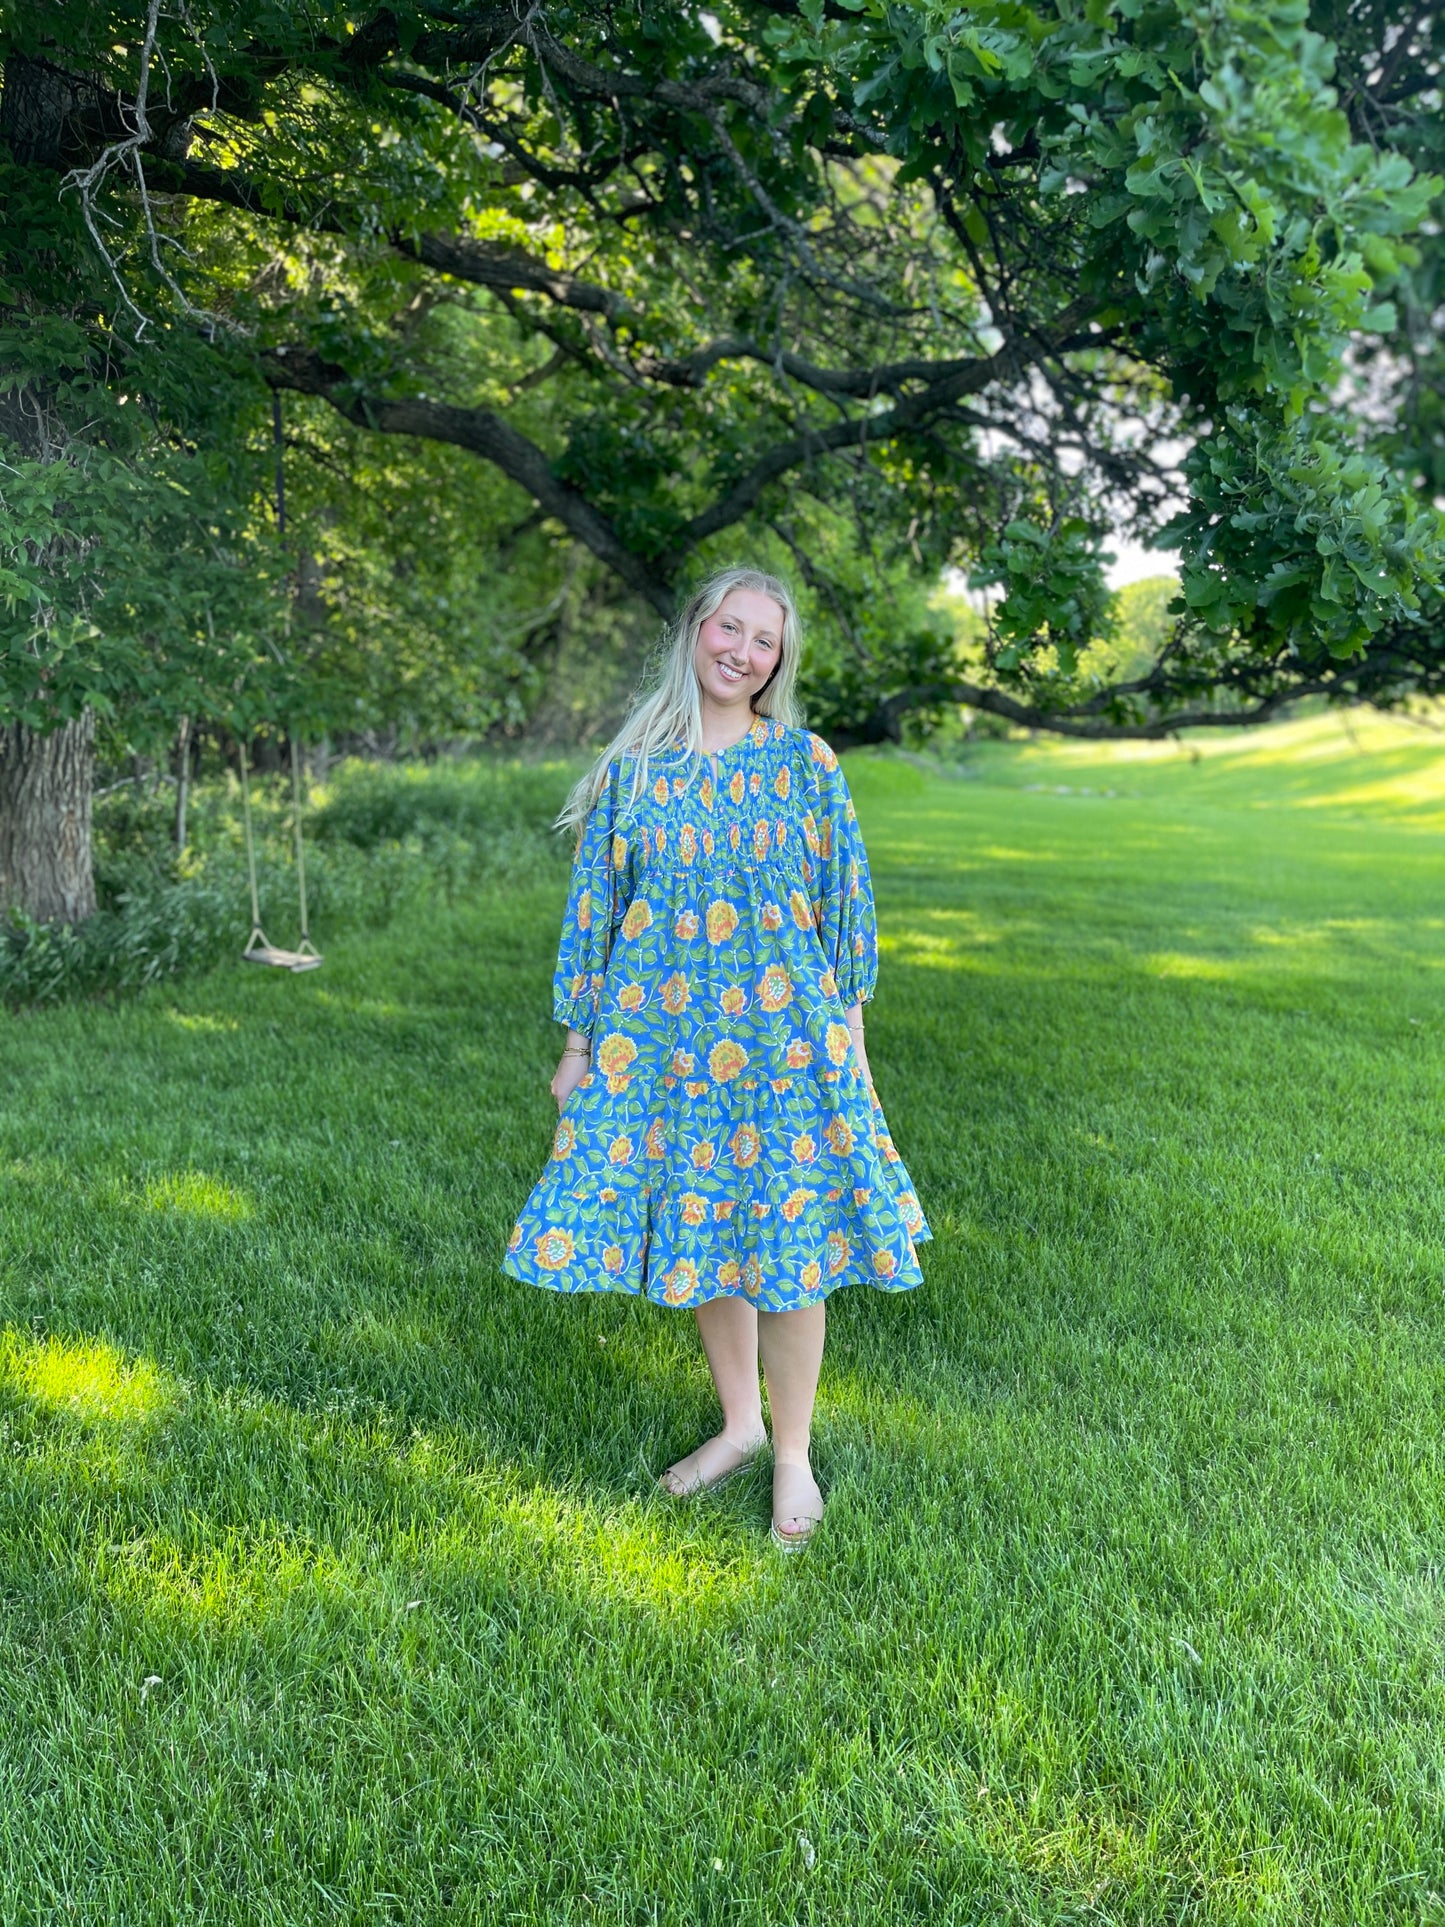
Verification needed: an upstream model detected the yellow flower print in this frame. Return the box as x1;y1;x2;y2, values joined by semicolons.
685;1079;709;1097
646;1119;667;1160
819;968;838;999
599;1186;618;1202
751;1201;770;1219
824;1116;855;1156
791;1134;817;1165
874;1250;897;1279
680;1192;708;1227
671;1049;695;1076
575;890;592;932
730;1123;761;1167
621;899;652;940
757;965;792;1013
596;1035;637;1077
534;1227;575;1270
709;1039;749;1083
752;819;771;860
602;1245;624;1274
749;770;762;796
741;1255;764;1298
605;1074;630;1096
770;1076;793;1093
761;901;783;931
800;1260;822;1292
728;771;745;805
826;1022;852;1066
618;983;645;1012
852;1187;871;1208
612;834;628;870
774;766;791;800
900;1191;923;1231
663;1259;701;1306
729;822;742;851
660;972;691;1015
781;1187;817;1223
720;985;746;1017
653;776;669;805
785;1039;812;1069
569;972;587;998
691;1141;716;1171
825;1230;851;1276
552;1118;577;1161
717;1259;741;1291
679;824;697;865
810;734;838;770
608;1136;634;1166
820;820;834;860
656;826;667;853
703;830;715;857
706;900;739;944
675;910;699;941
699;775;714;810
507;1224;523;1252
790;890;814;931
713;1199;737;1221
877;1132;900;1163
776;821;788;848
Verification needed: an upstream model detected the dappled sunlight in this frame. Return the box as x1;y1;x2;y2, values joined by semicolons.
143;1171;253;1220
165;1011;241;1035
309;989;412;1021
982;709;1445;827
1142;951;1243;983
0;1327;180;1427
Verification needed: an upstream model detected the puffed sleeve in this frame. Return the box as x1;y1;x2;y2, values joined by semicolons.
806;733;879;1007
552;765;630;1033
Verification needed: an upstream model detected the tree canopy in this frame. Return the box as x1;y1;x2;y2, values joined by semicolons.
1;0;1442;753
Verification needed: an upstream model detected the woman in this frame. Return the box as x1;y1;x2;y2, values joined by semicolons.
504;566;930;1547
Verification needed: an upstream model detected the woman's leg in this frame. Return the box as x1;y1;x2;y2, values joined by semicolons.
659;1295;768;1494
758;1303;826;1541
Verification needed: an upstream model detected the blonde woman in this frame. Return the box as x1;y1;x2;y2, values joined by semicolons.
504;567;929;1547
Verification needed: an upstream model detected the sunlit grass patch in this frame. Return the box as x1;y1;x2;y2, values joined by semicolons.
0;1329;180;1427
141;1171;253;1220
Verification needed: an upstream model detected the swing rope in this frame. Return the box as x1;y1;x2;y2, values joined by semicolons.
234;390;323;973
238;733;322;972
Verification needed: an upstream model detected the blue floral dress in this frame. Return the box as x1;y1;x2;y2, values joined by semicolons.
503;717;930;1311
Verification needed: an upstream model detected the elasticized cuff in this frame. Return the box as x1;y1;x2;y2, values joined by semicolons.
553;998;597;1034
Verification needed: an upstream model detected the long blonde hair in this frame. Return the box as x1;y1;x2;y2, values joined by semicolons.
559;565;804;836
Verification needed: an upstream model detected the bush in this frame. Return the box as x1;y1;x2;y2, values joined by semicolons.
0;756;577;1009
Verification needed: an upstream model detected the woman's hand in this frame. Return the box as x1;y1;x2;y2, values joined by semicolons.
550;1030;592;1112
844;1003;873;1094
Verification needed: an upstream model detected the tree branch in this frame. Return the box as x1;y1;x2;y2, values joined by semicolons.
263;345;675;615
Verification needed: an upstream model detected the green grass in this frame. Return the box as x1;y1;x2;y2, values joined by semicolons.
3;711;1445;1924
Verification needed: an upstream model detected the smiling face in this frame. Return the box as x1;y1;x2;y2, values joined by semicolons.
692;587;786;723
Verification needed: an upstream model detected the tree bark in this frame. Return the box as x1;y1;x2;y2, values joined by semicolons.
0;713;98;924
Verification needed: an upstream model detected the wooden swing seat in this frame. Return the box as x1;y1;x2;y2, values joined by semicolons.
243;931;323;972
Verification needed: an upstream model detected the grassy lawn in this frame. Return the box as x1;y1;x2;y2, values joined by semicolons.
3;712;1445;1923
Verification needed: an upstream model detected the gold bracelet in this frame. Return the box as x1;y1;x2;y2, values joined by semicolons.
561;1044;591;1059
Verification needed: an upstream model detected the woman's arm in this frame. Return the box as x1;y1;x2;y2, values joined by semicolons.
844;1002;872;1093
550;1026;592;1112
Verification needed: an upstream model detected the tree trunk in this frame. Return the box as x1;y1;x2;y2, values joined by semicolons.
0;712;97;924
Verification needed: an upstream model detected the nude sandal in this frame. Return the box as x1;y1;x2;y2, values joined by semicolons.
770;1462;824;1552
658;1432;767;1499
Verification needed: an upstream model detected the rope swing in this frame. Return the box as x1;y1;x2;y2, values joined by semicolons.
239;392;323;973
